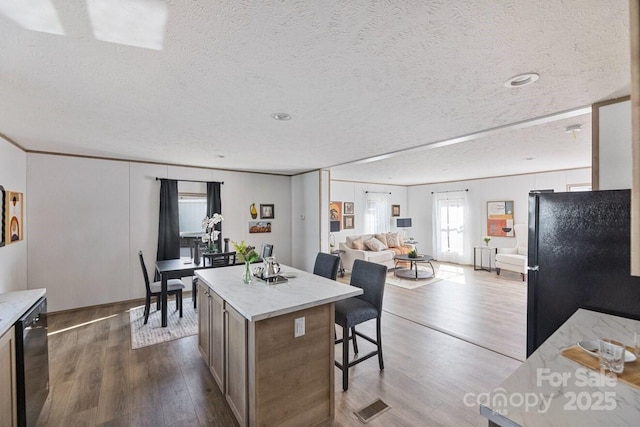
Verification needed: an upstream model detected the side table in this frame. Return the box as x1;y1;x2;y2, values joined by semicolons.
473;246;496;272
331;249;345;277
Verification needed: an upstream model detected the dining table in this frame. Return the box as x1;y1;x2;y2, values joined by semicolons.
155;257;211;327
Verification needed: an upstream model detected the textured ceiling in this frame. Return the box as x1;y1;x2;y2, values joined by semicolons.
0;0;631;184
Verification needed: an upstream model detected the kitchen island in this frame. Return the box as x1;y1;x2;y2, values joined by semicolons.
195;264;362;427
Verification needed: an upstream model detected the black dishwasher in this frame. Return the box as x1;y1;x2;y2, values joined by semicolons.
15;297;49;427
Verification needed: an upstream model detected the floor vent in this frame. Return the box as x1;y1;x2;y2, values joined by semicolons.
354;398;391;423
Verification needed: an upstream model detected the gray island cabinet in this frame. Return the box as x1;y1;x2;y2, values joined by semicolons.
196;264;361;427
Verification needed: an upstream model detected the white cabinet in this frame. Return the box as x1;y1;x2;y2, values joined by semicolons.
0;326;17;427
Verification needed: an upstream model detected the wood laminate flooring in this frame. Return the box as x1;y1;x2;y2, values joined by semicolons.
383;262;527;361
37;262;525;426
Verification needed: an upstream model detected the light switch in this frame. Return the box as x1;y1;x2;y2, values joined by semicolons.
294;317;305;337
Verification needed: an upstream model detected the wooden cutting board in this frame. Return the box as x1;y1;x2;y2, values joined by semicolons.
561;345;640;389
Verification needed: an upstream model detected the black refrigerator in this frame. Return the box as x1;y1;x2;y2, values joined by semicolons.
527;189;640;357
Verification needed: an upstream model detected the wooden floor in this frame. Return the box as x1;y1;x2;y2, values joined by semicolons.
381;262;527;361
37;263;525;426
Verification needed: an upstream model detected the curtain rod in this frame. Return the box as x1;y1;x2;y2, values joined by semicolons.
155;178;224;184
431;189;468;194
365;191;391;194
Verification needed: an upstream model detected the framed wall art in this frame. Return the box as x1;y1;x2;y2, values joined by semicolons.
391;204;400;217
343;215;354;229
249;221;271;233
343;202;354;215
487;200;514;237
5;190;23;244
330;201;342;220
260;204;274;219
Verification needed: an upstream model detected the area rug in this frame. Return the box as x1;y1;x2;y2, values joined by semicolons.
129;298;197;349
385;270;435;290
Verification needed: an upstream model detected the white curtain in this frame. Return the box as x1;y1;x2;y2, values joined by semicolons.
432;190;471;264
364;192;390;234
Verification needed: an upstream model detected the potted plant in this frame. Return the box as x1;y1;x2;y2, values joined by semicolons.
202;213;224;252
232;240;260;284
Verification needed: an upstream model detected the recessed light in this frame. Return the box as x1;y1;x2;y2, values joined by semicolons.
271;113;291;121
504;73;539;88
523;157;535;161
216;154;225;159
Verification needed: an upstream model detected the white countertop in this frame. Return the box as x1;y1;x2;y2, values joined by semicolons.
480;309;640;427
196;264;362;322
0;289;47;336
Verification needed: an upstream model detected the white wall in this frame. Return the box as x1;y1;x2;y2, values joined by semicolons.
599;100;632;190
329;180;408;242
27;153;292;312
408;168;591;265
291;171;321;272
320;170;330;253
0;137;27;293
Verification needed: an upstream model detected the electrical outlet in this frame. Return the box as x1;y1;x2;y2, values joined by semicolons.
294;317;305;337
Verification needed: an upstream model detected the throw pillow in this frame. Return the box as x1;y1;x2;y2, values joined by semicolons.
365;237;387;252
386;232;402;248
351;236;365;250
346;235;361;248
517;246;527;256
375;233;389;247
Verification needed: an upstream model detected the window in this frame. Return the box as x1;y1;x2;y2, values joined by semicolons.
432;190;469;264
178;193;206;248
437;198;464;255
364;193;390;234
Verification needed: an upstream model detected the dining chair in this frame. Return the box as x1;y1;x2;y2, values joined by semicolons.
192;251;237;308
334;259;387;391
313;252;340;280
138;251;184;325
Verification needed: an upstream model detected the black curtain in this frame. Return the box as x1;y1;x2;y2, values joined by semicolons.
157;179;180;262
207;182;222;250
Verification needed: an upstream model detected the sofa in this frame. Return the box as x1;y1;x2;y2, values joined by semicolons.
339;232;413;271
495;223;528;281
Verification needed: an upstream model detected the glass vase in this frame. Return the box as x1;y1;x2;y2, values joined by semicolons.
242;261;253;284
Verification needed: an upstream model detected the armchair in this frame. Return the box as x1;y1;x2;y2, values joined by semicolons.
495;223;528;281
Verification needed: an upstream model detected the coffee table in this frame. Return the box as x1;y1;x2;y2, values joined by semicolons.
393;254;435;280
